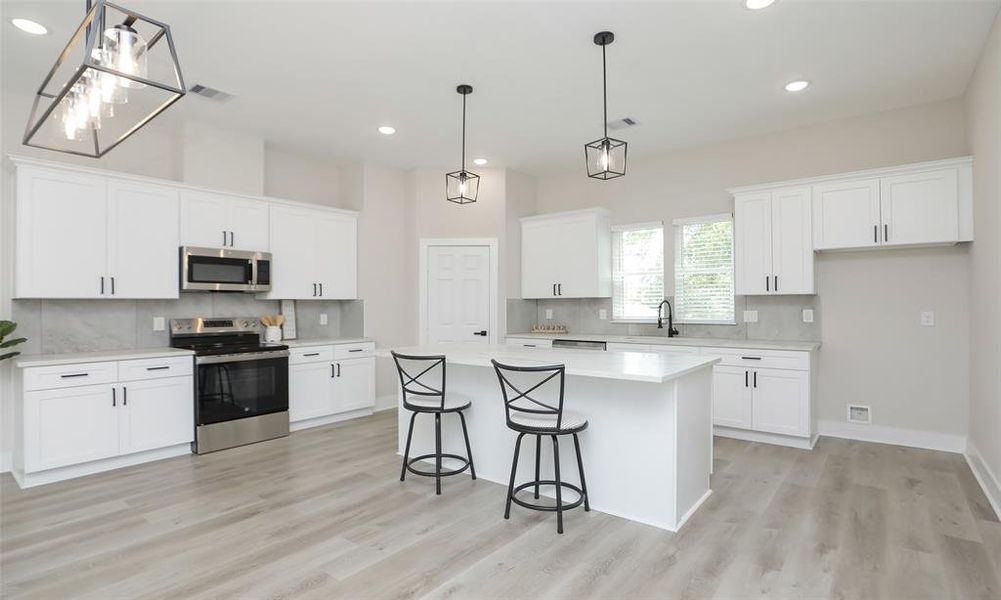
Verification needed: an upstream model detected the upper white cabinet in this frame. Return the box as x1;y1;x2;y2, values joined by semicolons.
811;178;881;250
521;208;611;299
734;186;813;295
179;190;269;251
879;169;959;246
14;164;179;299
265;203;357;300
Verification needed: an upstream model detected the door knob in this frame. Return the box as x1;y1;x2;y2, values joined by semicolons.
473;330;487;336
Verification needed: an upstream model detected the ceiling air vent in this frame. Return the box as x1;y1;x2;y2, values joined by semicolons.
189;84;234;103
607;117;639;131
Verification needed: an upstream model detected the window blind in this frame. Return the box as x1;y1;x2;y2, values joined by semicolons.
673;215;734;324
612;223;664;321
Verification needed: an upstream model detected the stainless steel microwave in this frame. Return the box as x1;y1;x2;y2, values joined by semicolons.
180;247;272;292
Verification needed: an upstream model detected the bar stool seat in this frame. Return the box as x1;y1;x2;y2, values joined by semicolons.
404;395;472;412
508;410;587;433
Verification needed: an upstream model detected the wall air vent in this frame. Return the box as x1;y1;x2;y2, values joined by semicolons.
607;117;639;131
189;84;234;103
847;404;871;424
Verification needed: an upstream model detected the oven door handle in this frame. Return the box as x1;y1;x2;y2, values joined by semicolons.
196;350;290;365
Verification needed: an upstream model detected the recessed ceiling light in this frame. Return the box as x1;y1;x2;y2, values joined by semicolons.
784;80;810;92
11;18;47;35
745;0;776;9
473;158;488;166
378;126;396;135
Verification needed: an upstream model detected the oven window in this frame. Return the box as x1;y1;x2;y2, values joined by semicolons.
188;256;253;284
197;357;288;425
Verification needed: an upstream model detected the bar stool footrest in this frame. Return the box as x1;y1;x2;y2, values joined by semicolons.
406;453;472;478
511;480;584;512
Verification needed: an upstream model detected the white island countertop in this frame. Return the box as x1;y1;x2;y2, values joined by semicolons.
378;343;720;384
506;332;820;352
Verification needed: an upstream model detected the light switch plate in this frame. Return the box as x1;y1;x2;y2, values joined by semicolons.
152;317;165;331
802;309;814;323
920;310;935;327
743;310;758;323
599;309;608;321
319;313;328;326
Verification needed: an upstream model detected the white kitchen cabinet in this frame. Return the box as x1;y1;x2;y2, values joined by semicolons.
504;337;553;348
879;169;959;246
14;164;180;299
751;368;809;437
811;178;881;250
15;356;195;487
180;190;269;251
107;180;180;299
265;204;358;300
23;383;120;472
335;357;376;413
288;344;375;430
15;166;108;299
521;208;611;299
711;366;752;430
734;187;813;295
289;361;336;422
119;377;193;454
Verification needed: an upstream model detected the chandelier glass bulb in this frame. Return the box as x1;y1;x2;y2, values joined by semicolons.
104;24;147;88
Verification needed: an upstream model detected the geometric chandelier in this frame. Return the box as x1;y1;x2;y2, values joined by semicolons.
22;0;185;158
584;30;626;180
445;84;479;204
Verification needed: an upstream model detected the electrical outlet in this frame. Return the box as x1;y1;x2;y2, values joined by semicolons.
802;309;814;323
152;317;165;331
599;309;608;321
545;309;554;320
319;313;328;326
743;310;758;323
920;310;935;327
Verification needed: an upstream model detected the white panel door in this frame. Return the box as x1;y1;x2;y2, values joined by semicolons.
734;192;773;295
15;167;108;298
107;180;180;299
228;196;270;251
521;220;561;298
812;178;881;250
770;186;814;294
879;169;959;246
179;190;231;248
119;377;194;454
24;384;120;472
712;366;752;429
334;357;375;413
315;212;357;299
556;215;599;298
427;245;491;344
751;368;809;437
267;205;319;299
289;361;336;422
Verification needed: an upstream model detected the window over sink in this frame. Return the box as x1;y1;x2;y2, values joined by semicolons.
673;214;735;324
611;222;664;322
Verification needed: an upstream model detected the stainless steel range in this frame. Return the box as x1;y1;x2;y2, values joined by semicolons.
170;317;289;454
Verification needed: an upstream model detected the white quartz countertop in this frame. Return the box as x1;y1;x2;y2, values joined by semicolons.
506;332;820;352
15;347;195;368
280;337;373;348
378;343;720;384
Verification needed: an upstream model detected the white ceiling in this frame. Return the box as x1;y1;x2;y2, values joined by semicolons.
2;0;999;172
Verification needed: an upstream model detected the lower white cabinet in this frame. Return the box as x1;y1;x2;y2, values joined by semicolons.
751;368;809;437
16;357;194;487
289;343;376;429
711;366;752;430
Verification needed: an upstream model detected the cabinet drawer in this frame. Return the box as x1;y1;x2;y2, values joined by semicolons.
334;342;375;359
702;347;810;371
290;346;335;364
505;338;553;348
646;344;701;355
23;361;118;392
118;356;193;382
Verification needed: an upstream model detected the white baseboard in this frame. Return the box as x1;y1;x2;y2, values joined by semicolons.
714;426;815;450
816;419;967;453
374;394;397;412
965;440;1001;521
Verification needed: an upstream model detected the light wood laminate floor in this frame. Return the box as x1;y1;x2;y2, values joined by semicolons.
2;409;999;599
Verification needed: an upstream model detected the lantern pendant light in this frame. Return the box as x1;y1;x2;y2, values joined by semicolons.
584;31;627;180
446;84;479;204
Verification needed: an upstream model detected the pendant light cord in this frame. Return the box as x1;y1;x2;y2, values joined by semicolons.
602;42;608;139
461;92;467;172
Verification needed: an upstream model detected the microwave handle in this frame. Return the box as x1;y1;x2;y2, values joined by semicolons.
250;257;258;286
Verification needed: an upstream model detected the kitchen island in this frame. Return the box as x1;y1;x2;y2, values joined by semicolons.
379;344;720;532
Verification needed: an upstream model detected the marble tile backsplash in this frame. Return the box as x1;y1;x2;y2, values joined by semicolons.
507;295;820;342
11;296;365;355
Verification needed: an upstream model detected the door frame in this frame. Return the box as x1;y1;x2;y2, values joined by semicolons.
418;238;499;346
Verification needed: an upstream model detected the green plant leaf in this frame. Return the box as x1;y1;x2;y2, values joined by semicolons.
0;321;15;338
0;351;20;362
0;337;27;348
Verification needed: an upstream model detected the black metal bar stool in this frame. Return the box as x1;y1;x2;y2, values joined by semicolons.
491;359;589;534
392;351;476;495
